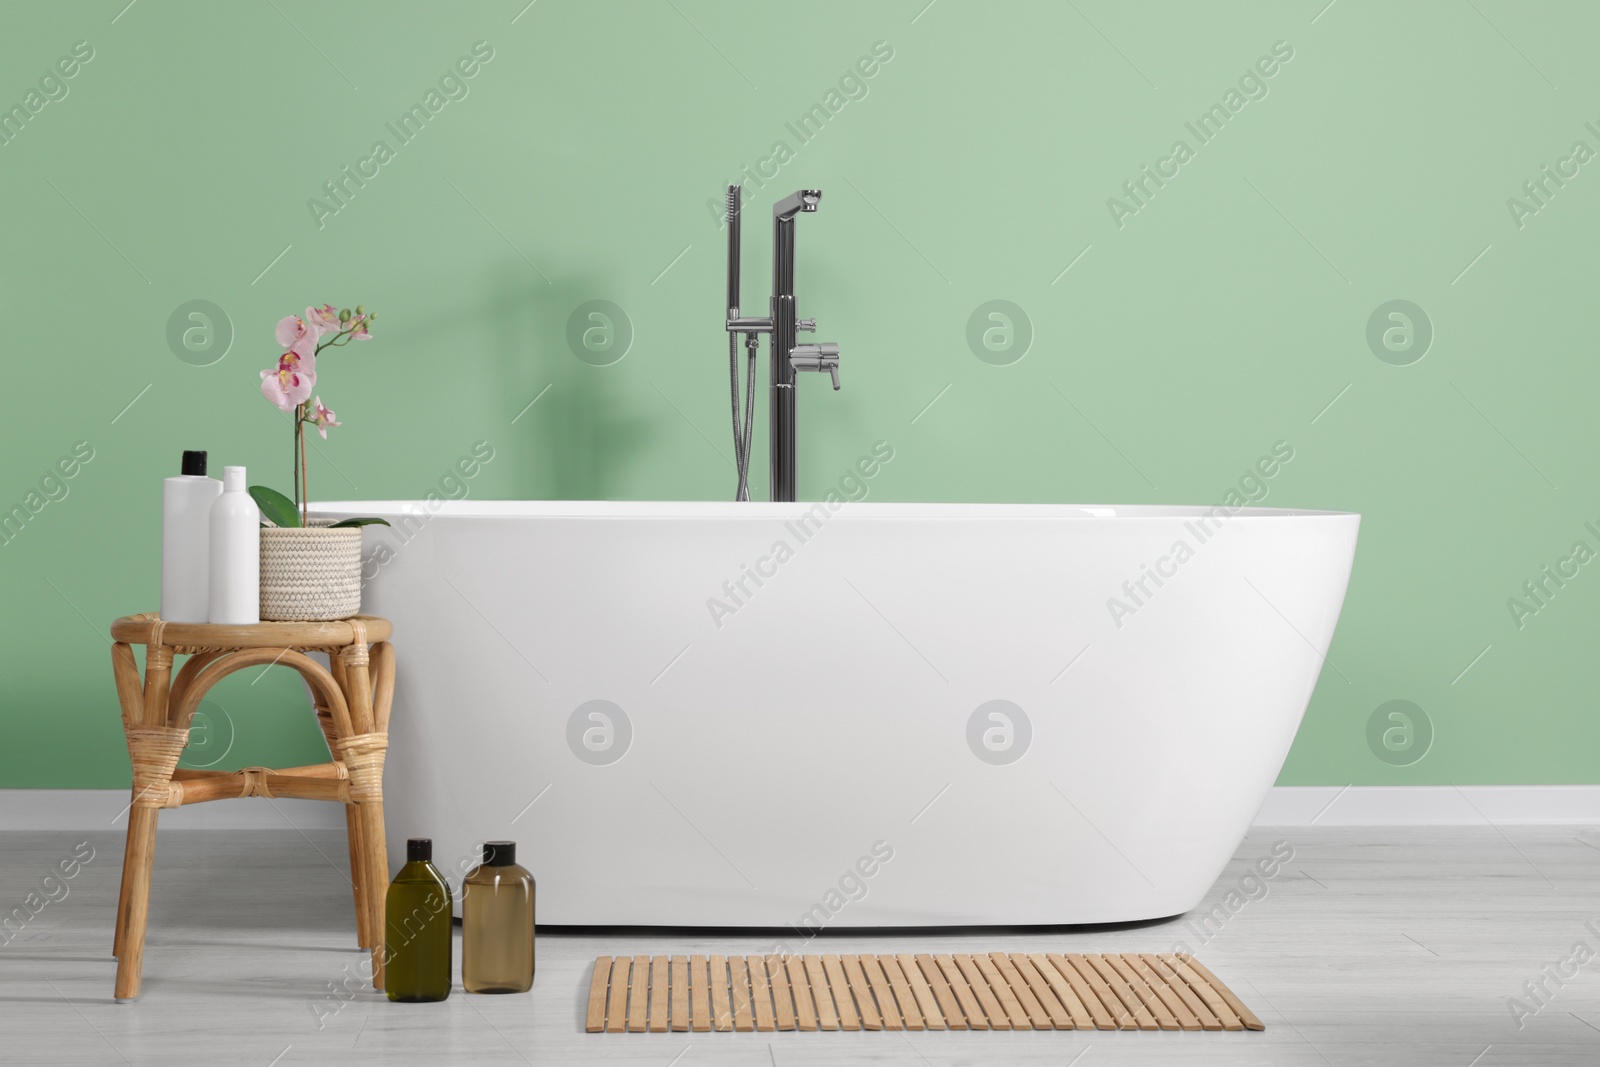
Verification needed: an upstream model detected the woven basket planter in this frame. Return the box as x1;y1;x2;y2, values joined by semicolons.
259;525;363;621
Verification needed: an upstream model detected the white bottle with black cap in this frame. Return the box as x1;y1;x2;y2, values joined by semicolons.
208;466;260;625
160;451;222;623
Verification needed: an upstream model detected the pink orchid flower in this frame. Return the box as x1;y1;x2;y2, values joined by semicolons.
260;350;316;412
275;314;318;358
311;396;340;439
306;304;342;335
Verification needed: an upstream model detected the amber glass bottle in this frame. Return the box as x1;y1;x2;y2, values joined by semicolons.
384;838;453;1002
462;840;535;993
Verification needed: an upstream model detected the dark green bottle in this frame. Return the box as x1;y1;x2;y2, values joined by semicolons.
385;838;453;1002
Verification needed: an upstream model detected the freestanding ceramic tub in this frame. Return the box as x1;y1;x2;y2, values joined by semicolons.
313;498;1358;930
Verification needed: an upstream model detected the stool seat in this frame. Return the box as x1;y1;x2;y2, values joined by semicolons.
110;612;392;652
108;613;395;1000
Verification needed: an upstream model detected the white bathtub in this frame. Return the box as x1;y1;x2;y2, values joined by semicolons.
313;499;1358;928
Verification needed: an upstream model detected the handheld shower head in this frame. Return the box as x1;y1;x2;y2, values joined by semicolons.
726;184;741;314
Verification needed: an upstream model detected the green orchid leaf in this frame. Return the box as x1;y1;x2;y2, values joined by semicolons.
249;485;301;528
328;517;391;528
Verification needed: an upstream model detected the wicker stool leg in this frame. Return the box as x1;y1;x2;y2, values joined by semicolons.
337;637;389;989
363;641;396;957
344;809;372;949
355;798;387;985
115;806;160;1000
112;790;135;959
315;699;371;950
109;643;145;961
115;723;187;1001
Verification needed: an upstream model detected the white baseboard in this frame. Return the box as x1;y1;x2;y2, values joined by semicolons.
1254;785;1600;825
4;786;1598;832
0;790;345;830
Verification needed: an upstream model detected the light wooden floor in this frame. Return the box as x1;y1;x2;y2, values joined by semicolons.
3;826;1598;1065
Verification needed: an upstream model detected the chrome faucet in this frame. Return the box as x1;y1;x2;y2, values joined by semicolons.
789;343;841;390
724;185;842;502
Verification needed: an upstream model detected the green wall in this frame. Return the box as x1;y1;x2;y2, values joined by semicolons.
3;0;1595;788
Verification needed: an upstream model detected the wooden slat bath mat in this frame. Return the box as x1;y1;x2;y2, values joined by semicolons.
584;952;1263;1033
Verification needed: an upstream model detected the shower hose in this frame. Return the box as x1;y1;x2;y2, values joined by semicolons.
727;186;757;501
728;329;756;501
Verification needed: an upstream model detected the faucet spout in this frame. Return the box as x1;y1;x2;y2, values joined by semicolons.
773;189;822;221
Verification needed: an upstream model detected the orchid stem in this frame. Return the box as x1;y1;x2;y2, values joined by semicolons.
314;328;355;355
299;414;308;526
292;404;302;516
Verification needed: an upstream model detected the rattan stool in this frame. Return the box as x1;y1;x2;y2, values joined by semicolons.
107;612;395;1000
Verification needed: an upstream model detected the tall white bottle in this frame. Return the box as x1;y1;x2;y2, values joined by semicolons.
160;451;222;623
208;466;260;625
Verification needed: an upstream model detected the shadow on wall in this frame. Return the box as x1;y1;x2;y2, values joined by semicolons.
483;267;651;500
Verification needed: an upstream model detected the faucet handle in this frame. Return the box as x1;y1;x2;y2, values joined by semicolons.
789;343;841;390
796;317;816;333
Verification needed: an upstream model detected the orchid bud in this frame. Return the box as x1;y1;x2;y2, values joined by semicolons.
339;308;351;322
355;305;365;315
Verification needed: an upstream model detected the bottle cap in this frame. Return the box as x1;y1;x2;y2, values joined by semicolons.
181;451;208;476
407;838;432;862
482;841;516;867
222;466;246;491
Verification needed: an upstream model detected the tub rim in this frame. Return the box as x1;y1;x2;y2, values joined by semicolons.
309;499;1360;521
